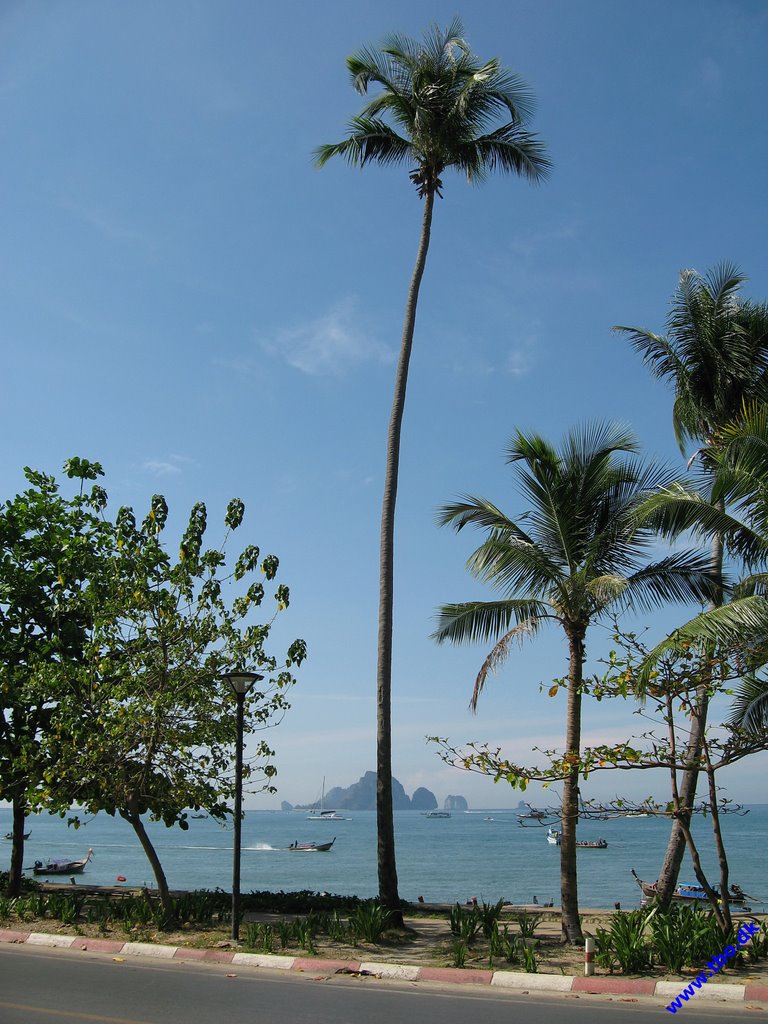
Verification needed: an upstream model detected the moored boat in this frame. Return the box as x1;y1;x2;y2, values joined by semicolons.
424;811;451;818
631;869;749;906
3;831;31;840
546;828;560;845
32;848;94;876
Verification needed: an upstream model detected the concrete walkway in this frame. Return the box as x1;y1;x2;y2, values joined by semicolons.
3;926;768;1008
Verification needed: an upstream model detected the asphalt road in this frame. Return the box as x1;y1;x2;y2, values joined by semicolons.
0;944;756;1023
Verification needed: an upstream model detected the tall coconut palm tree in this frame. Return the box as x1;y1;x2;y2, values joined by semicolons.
615;264;768;906
315;19;550;919
433;423;713;942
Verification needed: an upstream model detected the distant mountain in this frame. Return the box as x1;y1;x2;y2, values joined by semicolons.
444;794;468;812
297;771;437;811
412;787;438;811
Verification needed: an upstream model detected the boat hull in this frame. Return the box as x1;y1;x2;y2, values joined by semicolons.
288;838;336;852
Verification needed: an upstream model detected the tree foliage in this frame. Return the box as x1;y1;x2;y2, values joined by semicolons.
1;461;307;913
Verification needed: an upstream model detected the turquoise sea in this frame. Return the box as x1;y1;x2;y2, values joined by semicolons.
2;807;766;910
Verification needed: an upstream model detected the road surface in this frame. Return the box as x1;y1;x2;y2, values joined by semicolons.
0;944;755;1023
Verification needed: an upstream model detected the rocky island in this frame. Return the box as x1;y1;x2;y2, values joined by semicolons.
297;771;451;811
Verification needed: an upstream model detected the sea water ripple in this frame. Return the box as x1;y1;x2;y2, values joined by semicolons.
2;807;766;910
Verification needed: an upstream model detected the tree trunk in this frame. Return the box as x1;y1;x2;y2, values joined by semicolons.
377;188;435;925
560;630;585;944
120;810;177;929
655;514;724;907
6;796;26;897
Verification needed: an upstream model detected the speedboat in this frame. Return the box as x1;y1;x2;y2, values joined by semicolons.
287;838;336;852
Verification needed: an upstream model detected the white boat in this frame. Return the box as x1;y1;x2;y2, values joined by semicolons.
423;810;451;818
306;778;350;821
546;828;560;845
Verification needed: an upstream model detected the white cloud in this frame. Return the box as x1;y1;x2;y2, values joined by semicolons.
260;299;393;376
142;457;186;476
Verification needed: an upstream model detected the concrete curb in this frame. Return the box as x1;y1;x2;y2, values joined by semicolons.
3;929;768;1005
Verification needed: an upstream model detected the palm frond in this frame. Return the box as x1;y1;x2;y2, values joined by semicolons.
622;550;718;612
451;125;552;183
466;535;563;594
436;494;525;536
634;595;768;691
431;598;549;646
728;674;768;733
470;617;543;711
314;117;412;169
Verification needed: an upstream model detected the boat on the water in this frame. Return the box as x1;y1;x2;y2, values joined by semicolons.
32;849;94;876
547;829;607;848
517;803;549;821
306;778;350;821
3;831;31;840
631;869;749;906
424;811;451;818
287;838;336;853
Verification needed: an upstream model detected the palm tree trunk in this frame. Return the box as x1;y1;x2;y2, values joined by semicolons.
655;513;724;907
560;630;585;943
377;188;435;925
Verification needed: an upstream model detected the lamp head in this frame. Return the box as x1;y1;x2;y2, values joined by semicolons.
219;670;264;696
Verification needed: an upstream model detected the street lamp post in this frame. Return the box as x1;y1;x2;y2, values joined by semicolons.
219;670;263;942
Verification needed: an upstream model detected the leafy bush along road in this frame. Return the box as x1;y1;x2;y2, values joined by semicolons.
2;883;768;984
665;921;761;1013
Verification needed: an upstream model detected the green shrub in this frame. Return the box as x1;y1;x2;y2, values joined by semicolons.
516;912;543;939
594;910;652;974
244;922;274;952
478;899;505;938
451;938;467;968
349;901;392;944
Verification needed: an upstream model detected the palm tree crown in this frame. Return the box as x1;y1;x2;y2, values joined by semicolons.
434;423;713;707
315;17;550;197
615;264;768;457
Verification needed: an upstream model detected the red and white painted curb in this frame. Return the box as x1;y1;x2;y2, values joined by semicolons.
3;928;768;1004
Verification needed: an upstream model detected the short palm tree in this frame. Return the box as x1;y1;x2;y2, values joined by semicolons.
316;19;550;919
615;264;768;905
433;423;713;943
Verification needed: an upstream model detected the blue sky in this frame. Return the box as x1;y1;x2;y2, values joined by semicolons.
2;0;768;808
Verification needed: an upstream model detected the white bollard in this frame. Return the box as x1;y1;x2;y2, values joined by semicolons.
584;936;595;977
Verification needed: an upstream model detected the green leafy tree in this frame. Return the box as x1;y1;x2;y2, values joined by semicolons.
615;264;768;905
0;459;110;895
42;491;306;926
316;18;550;920
432;423;713;942
434;630;762;940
